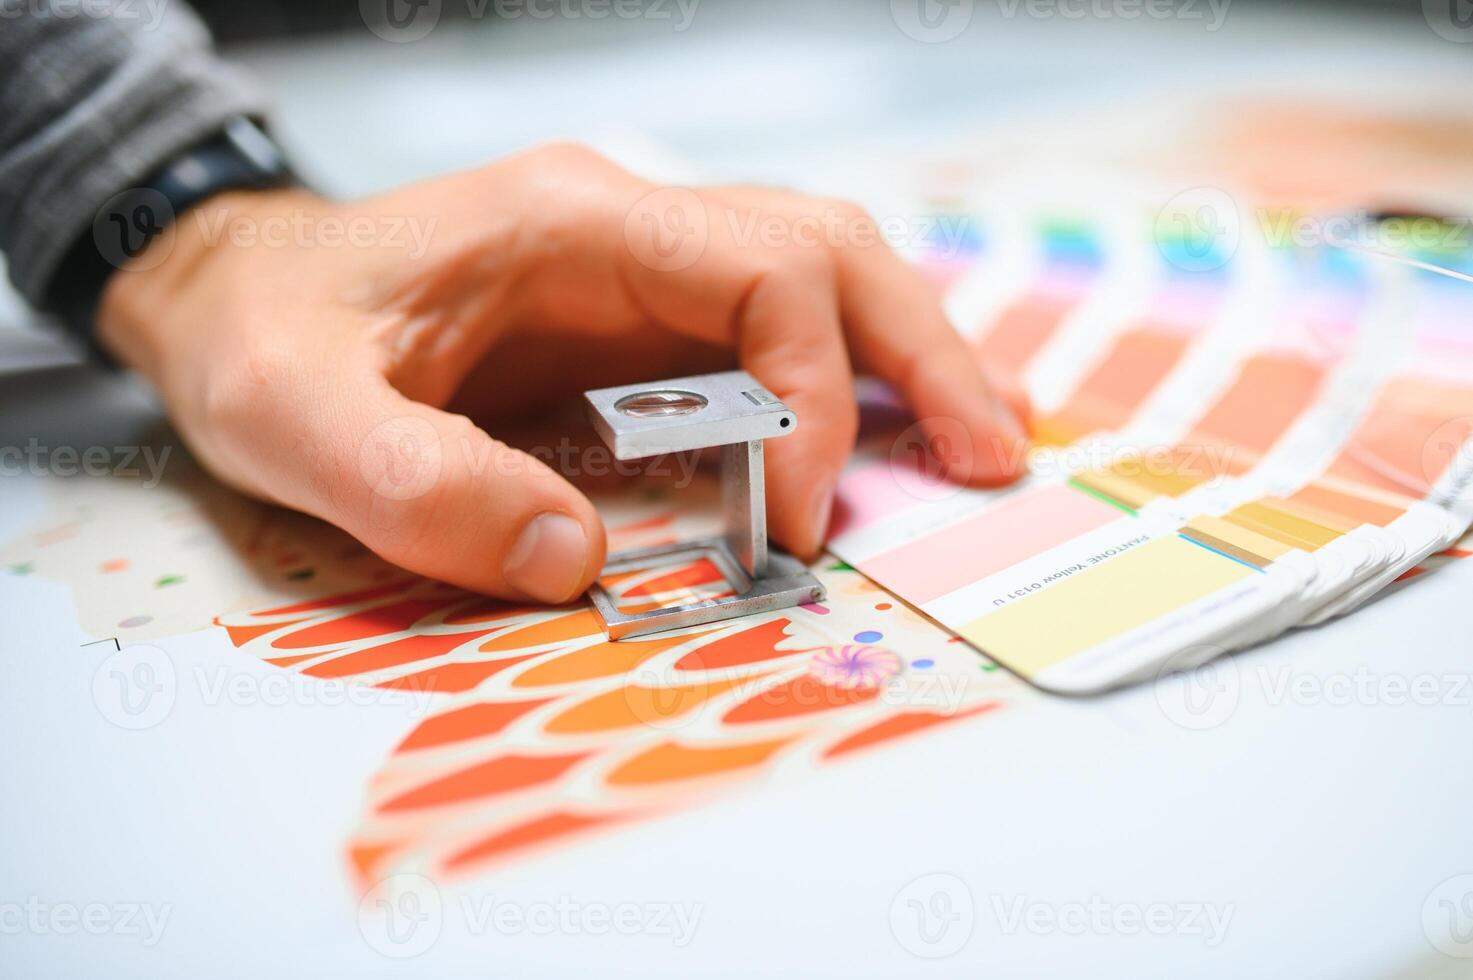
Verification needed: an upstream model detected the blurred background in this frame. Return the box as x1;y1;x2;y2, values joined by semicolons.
2;0;1467;369
192;0;1436;41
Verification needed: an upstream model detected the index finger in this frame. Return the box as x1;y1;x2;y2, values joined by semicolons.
612;191;858;557
833;204;1031;484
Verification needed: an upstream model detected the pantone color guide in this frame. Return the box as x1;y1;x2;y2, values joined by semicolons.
835;192;1473;693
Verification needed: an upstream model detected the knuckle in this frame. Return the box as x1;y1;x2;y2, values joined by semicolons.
825;197;881;250
525;140;615;174
825;196;870;223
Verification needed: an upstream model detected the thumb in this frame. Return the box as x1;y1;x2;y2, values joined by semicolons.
239;365;607;603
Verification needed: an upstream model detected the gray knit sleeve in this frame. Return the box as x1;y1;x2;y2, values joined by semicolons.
0;1;269;307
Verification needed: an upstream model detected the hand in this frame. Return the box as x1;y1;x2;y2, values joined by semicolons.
98;143;1029;605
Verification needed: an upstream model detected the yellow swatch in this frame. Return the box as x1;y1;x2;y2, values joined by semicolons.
959;536;1256;678
1230;501;1342;549
1073;470;1155;510
1187;514;1297;562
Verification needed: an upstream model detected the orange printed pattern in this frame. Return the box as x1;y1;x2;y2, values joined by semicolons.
0;457;1019;888
215;555;1015;885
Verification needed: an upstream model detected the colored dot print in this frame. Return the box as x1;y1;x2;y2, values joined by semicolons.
808;645;903;689
853;630;883;643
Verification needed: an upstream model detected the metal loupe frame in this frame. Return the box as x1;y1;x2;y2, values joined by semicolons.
583;371;826;640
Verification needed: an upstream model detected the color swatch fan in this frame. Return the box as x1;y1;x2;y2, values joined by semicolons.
830;171;1473;694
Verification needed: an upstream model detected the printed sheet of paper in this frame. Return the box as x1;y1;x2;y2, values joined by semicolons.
0;445;1033;887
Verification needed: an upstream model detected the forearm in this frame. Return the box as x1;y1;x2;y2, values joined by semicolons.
0;0;268;313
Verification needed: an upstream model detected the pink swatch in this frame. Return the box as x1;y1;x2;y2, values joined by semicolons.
858;483;1125;605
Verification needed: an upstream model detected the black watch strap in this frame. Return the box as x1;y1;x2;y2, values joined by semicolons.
43;117;298;351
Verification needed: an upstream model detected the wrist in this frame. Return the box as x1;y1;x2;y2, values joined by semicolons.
96;187;326;379
43;116;300;362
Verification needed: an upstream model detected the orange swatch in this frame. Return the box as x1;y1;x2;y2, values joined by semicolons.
398;699;555;751
380;751;590;812
271;597;460;649
512;629;715;688
1039;326;1192;444
607;738;793;786
824;703;1001;759
303;628;496;679
723;675;880;724
443;812;621;874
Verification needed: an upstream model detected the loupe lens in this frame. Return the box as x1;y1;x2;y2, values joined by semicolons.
615;390;709;418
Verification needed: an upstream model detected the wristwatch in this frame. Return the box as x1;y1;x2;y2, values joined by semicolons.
43;116;299;348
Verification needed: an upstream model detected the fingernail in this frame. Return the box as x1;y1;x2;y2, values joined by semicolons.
504;513;590;604
809;478;836;551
